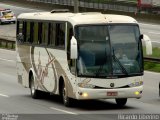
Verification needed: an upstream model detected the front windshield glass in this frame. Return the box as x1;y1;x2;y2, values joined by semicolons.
109;25;142;76
75;24;142;78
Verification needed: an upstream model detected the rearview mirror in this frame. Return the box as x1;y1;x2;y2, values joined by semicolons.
70;36;78;59
142;34;152;55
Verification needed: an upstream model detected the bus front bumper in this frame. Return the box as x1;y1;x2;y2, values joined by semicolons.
76;86;143;100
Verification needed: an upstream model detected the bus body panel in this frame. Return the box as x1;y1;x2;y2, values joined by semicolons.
76;76;143;99
76;86;143;99
17;45;77;98
17;45;31;88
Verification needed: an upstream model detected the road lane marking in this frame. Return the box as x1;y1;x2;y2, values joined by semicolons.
50;107;78;115
0;93;9;98
151;41;160;43
145;71;160;75
139;23;159;27
0;58;15;62
148;32;160;35
143;40;160;43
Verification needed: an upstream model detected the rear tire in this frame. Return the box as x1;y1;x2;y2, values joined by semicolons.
61;82;72;107
30;75;40;99
115;98;127;107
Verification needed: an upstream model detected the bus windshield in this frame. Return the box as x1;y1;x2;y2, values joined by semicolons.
75;24;143;78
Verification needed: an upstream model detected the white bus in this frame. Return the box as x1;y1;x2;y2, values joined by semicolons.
16;10;152;107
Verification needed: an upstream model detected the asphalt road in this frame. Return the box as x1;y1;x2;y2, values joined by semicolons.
140;23;160;47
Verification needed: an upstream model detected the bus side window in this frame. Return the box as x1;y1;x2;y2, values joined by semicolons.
30;22;34;43
33;22;39;44
23;21;27;42
17;21;23;42
26;21;31;43
55;23;65;48
48;23;56;46
42;22;49;45
17;21;27;43
38;22;42;44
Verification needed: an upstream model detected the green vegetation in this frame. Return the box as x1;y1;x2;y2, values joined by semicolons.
0;42;15;50
143;47;160;72
143;47;160;58
144;62;160;72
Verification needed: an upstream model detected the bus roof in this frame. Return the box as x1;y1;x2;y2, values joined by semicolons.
17;12;138;26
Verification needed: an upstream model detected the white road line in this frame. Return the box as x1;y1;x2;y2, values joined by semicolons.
0;93;9;98
0;58;15;62
0;49;15;53
148;32;160;35
145;71;160;75
50;107;78;115
151;41;160;43
139;23;159;27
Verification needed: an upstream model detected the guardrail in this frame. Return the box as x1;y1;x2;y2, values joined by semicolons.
29;0;160;14
29;0;137;13
144;57;160;63
0;38;15;49
26;0;160;23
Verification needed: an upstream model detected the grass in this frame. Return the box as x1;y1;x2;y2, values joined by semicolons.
0;42;15;50
143;47;160;58
144;62;160;72
143;47;160;72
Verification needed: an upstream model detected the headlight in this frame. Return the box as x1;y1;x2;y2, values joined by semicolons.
128;81;143;87
78;83;95;88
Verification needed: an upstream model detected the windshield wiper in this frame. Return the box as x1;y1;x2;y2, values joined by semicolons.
112;49;128;76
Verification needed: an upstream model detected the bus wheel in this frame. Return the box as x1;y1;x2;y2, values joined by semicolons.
30;75;39;99
115;98;127;107
62;83;72;107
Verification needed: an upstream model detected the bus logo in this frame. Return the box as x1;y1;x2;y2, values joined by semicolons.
110;83;115;88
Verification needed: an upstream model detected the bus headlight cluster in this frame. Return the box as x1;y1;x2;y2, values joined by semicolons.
128;81;143;87
78;83;95;88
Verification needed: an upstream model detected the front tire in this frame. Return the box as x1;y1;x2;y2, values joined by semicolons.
115;98;127;107
61;83;72;107
30;75;40;99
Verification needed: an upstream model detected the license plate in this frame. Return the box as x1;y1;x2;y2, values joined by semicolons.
107;92;118;96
